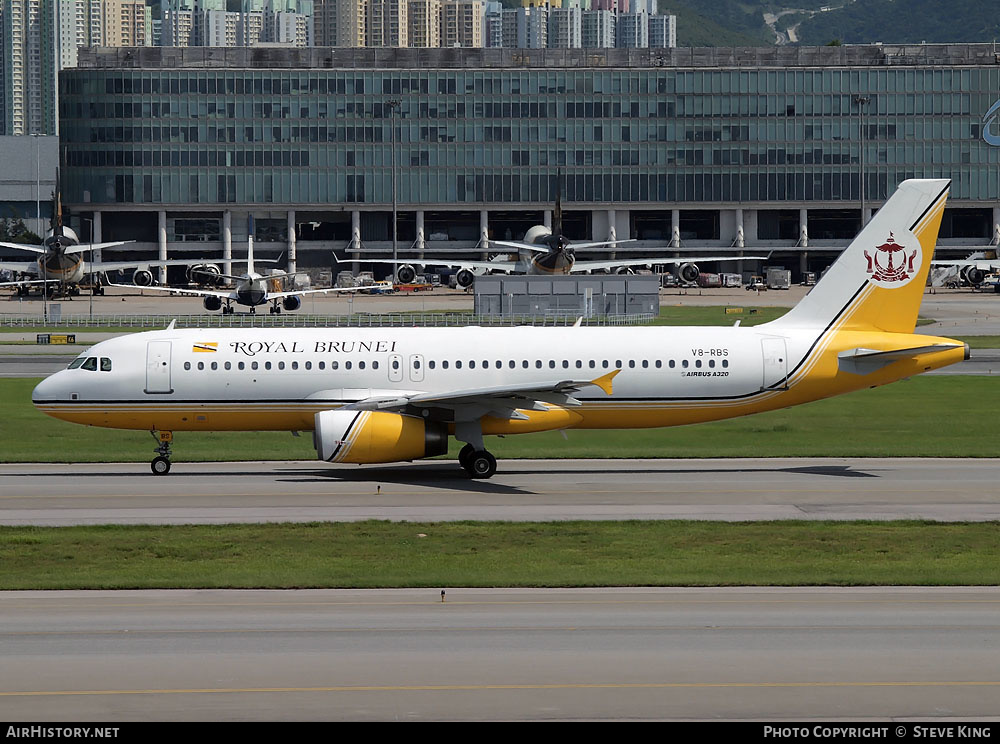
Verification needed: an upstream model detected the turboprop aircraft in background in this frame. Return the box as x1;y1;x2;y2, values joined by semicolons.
343;193;767;288
112;219;363;314
33;179;966;479
0;182;213;296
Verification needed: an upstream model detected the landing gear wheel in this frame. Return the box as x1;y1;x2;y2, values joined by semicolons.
468;450;497;479
458;443;475;471
151;456;171;475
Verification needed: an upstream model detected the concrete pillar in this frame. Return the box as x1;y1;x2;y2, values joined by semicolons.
480;209;489;258
157;210;167;285
799;208;808;247
862;207;873;226
543;210;552;230
671;209;680;252
607;209;616;243
222;210;233;278
286;210;296;274
351;210;361;274
993;206;1000;246
734;208;745;248
92;211;103;263
415;210;425;256
800;250;809;276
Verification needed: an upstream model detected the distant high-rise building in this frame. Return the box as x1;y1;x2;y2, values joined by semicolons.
313;0;337;45
271;11;312;46
407;0;440;48
336;0;366;46
441;1;483;49
369;0;407;47
648;12;675;49
501;6;548;49
0;0;57;135
104;0;152;47
581;9;614;48
615;11;646;48
547;7;581;49
484;1;502;47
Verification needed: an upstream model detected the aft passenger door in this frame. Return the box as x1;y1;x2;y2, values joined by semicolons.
145;341;173;394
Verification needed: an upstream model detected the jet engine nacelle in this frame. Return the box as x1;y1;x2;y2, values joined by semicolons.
961;266;986;286
203;295;223;312
132;268;154;286
188;263;222;286
396;264;417;284
675;263;700;284
455;268;475;288
314;410;449;464
282;295;301;311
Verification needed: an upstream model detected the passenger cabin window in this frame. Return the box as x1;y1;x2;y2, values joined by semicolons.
81;357;98;371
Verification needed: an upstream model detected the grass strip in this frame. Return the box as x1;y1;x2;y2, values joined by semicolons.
4;376;1000;462
1;521;998;590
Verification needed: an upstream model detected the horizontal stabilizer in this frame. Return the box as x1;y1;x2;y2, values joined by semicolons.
837;343;966;375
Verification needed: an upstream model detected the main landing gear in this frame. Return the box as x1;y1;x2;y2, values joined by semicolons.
458;443;497;479
150;430;173;475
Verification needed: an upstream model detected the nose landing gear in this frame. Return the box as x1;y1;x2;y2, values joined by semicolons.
150;430;173;475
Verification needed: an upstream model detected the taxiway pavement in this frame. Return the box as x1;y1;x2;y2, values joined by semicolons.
2;458;999;525
2;586;998;721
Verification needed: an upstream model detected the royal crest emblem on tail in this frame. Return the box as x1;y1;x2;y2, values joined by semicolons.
864;232;919;285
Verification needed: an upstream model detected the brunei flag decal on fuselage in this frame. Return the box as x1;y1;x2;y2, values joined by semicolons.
192;342;218;353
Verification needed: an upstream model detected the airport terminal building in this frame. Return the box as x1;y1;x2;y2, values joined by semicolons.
57;44;1000;279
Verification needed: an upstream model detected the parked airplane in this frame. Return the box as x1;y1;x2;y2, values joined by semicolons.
112;225;360;314
347;199;766;287
0;186;212;296
33;180;965;479
929;250;1000;288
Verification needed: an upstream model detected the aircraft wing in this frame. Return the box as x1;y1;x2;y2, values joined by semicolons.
106;281;234;301
334;253;520;273
930;260;1000;270
0;278;57;287
268;285;379;300
491;239;636;252
0;260;37;274
64;241;134;255
344;370;620;420
0;242;45;254
570;255;770;273
92;258;225;273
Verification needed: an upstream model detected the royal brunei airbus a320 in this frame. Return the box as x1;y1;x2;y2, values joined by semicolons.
33;180;967;479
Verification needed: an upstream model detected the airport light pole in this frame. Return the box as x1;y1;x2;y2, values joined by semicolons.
386;99;400;270
83;218;93;320
853;95;871;227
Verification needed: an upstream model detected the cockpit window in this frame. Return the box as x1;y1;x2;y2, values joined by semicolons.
100;358;112;372
81;357;98;371
68;358;85;369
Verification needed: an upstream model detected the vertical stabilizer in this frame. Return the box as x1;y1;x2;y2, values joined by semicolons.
247;214;255;275
767;179;950;334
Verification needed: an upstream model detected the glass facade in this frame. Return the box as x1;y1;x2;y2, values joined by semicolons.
59;47;1000;210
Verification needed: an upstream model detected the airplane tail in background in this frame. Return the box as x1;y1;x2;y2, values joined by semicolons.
247;215;255;276
767;179;950;335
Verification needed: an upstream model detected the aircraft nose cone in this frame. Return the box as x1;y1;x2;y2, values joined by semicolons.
32;373;64;403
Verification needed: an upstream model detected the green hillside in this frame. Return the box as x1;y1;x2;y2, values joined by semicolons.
794;0;1000;45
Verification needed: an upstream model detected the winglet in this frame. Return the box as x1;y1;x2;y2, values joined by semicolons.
589;369;620;396
166;319;176;331
573;317;583;328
